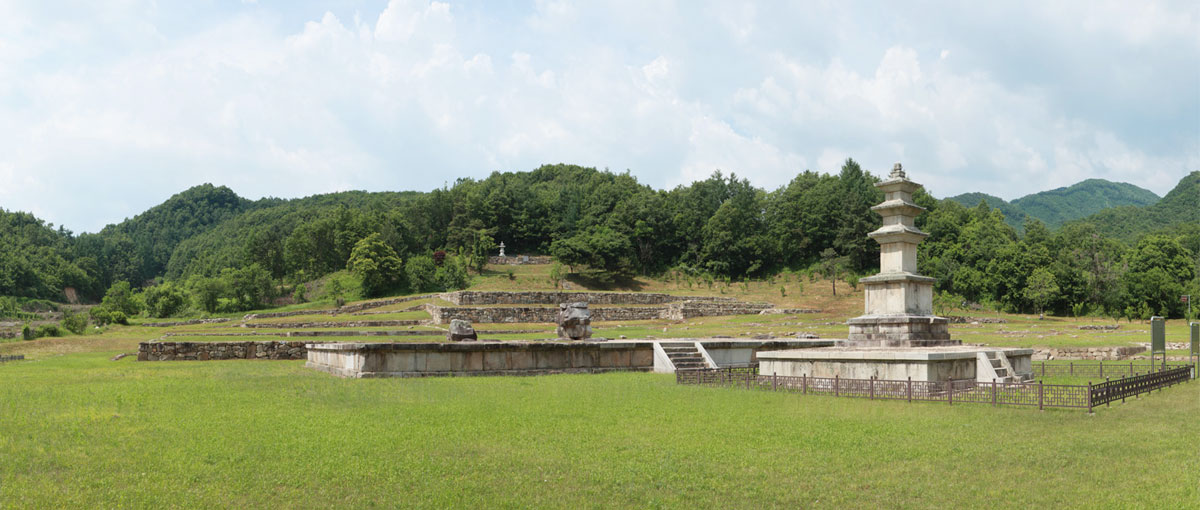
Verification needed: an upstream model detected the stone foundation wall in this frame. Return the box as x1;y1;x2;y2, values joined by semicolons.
662;301;773;320
426;305;664;324
487;255;553;265
242;320;426;329
138;341;308;361
441;291;732;306
141;318;232;327
1032;346;1147;361
306;341;655;378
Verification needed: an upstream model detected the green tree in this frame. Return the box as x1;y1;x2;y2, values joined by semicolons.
549;226;635;283
405;255;439;293
819;248;848;296
143;283;188;318
100;281;143;317
1023;268;1060;315
348;233;405;297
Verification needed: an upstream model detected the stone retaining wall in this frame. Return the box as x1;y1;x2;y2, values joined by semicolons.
487;255;553;265
440;291;733;306
243;320;426;329
141;318;232;327
1032;346;1147;361
425;304;671;324
138;341;308;361
662;301;773;320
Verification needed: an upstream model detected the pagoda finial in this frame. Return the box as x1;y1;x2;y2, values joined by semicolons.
890;162;905;180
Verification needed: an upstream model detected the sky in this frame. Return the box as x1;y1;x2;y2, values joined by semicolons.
0;1;1197;233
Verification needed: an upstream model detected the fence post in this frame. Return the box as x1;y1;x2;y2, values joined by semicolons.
1105;378;1110;407
1122;375;1126;404
1070;361;1073;375
947;380;953;405
803;374;807;395
1087;381;1093;413
870;376;875;400
1100;363;1103;378
1038;381;1043;410
992;378;997;407
907;377;912;403
835;375;839;397
1129;361;1133;376
1042;362;1045;378
773;372;777;391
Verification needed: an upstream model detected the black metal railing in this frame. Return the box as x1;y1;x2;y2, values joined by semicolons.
677;364;1193;412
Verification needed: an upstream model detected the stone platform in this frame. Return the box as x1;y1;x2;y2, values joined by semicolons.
757;345;1034;383
844;315;958;347
306;338;831;378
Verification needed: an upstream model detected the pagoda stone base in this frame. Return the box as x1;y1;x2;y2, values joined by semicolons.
844;315;960;347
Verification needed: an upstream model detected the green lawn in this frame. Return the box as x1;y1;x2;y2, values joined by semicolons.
1;353;1196;509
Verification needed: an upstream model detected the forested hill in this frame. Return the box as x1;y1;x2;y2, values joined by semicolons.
1;165;1196;319
1068;171;1200;243
947;179;1160;229
78;184;254;289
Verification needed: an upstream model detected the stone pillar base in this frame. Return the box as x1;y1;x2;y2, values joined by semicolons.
844;315;961;347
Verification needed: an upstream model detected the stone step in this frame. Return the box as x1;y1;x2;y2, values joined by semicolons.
662;347;696;353
669;354;702;361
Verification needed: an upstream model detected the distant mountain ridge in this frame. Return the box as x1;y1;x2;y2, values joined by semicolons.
1069;171;1199;242
947;178;1160;229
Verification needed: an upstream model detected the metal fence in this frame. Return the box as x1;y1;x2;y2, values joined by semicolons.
0;354;24;362
677;365;1193;412
1033;361;1192;379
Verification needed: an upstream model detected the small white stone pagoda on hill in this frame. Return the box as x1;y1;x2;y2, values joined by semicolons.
756;163;1034;383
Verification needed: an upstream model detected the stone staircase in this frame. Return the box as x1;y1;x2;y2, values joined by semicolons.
659;342;709;371
977;351;1030;382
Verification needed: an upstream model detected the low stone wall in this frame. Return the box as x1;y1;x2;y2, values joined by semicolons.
662;301;773;320
138;341;308;361
243;320;426;329
1032;346;1147;361
307;341;655;378
141;318;232;327
440;291;732;306
945;316;1008;324
487;255;553;265
425;305;668;324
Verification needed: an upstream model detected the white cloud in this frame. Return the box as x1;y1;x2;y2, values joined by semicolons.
0;0;1194;232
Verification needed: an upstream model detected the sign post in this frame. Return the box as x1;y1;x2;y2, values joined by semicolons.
1190;321;1198;379
1150;316;1166;371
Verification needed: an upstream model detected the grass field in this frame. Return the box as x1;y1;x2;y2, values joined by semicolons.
2;265;1197;508
0;353;1196;509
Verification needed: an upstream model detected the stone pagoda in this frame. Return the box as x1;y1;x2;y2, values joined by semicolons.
845;163;958;347
755;163;1033;383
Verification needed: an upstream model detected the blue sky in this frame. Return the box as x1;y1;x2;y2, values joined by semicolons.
1;1;1196;233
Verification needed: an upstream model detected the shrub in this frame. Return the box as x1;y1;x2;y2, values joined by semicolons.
36;324;62;338
434;256;470;291
62;310;88;335
89;307;113;326
292;285;307;304
432;250;447;266
21;324;34;341
109;311;129;325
